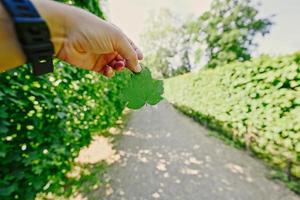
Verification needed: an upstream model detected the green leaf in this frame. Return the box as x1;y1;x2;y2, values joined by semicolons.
0;184;17;197
120;68;164;109
147;80;164;105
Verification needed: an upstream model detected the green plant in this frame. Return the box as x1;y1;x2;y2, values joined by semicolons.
189;0;272;68
56;0;106;19
0;1;132;199
0;62;130;199
141;9;193;78
120;68;164;109
165;53;300;188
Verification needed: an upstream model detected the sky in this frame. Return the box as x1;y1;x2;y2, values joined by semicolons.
108;0;300;56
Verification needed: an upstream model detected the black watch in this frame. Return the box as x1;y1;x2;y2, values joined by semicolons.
1;0;54;75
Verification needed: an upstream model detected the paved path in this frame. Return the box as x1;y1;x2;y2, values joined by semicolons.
104;101;299;200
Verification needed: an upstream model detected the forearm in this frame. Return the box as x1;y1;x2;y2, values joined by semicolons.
0;3;26;72
0;0;66;72
31;0;66;55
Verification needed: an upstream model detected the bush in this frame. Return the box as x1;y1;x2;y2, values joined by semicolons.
0;1;130;199
165;53;300;180
0;62;130;199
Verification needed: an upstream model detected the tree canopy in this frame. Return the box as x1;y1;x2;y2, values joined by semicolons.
190;0;272;68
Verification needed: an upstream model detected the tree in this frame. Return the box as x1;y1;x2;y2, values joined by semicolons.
191;0;272;68
141;9;193;78
57;0;106;19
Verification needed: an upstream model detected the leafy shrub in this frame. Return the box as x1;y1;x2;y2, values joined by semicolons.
56;0;106;19
165;53;300;179
0;62;130;199
0;1;130;199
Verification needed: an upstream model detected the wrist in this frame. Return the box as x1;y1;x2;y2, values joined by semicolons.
0;0;67;71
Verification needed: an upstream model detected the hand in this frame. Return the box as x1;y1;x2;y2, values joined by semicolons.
33;0;144;77
32;0;143;77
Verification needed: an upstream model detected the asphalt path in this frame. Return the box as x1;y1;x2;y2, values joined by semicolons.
104;101;299;200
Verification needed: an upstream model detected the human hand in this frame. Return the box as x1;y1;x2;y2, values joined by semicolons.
32;0;143;77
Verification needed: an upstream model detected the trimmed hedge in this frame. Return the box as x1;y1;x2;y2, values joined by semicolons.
0;62;130;199
165;53;300;180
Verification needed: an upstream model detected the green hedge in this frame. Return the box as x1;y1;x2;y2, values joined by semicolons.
56;0;106;19
0;62;130;199
0;1;130;199
165;53;300;179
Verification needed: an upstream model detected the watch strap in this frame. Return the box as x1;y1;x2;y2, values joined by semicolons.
1;0;54;75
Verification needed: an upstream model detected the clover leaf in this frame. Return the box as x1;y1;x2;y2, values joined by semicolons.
120;68;164;109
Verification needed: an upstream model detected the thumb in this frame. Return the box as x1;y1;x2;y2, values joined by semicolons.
115;34;141;73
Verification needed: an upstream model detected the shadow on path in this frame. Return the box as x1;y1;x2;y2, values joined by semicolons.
102;101;299;200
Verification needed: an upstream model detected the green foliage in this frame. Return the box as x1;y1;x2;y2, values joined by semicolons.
120;68;164;109
0;1;130;199
165;53;300;182
0;62;130;199
36;161;108;199
141;9;193;78
190;0;272;68
141;0;272;76
268;168;300;194
56;0;106;19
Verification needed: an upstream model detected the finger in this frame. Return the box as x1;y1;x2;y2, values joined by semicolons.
101;65;115;78
113;60;125;71
116;54;125;61
108;59;125;71
92;53;117;73
110;23;143;61
115;34;141;73
127;38;143;60
111;23;144;60
109;60;117;67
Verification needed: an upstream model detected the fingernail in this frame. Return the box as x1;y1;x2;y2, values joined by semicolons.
136;63;142;73
114;61;125;71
